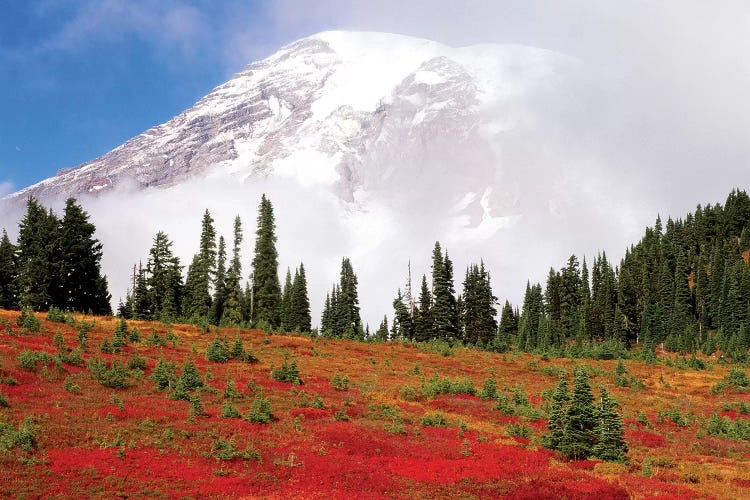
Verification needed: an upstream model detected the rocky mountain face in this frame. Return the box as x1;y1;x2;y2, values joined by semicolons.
7;31;573;220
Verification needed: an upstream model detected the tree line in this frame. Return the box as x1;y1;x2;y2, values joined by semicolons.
2;189;749;362
118;194;312;333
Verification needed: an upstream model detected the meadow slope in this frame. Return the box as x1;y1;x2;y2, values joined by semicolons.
1;310;749;499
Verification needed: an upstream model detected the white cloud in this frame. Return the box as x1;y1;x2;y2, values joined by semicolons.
39;0;208;59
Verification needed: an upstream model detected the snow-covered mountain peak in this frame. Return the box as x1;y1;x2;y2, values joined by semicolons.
6;30;574;207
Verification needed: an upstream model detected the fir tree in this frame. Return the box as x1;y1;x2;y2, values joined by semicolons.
414;275;434;342
146;231;183;322
57;198;112;315
542;373;569;451
431;242;459;342
0;229;18;309
183;209;217;322
211;236;227;324
561;368;598;460
222;217;244;327
280;268;293;331
497;300;517;345
336;258;362;339
15;197;59;309
290;263;311;332
592;388;628;462
251;195;282;328
392;289;413;340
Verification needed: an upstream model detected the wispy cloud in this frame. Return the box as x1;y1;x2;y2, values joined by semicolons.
33;0;209;60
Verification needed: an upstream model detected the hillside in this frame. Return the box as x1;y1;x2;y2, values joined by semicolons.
1;310;749;498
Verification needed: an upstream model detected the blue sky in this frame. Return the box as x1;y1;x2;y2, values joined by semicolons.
0;0;333;192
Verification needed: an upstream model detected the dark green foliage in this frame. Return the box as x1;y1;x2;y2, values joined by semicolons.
560;368;598;460
542;374;569;452
506;422;532;439
86;358;130;388
112;317;128;349
414;275;433;342
479;377;498;400
151;358;177;390
15;198;59;310
17;350;54;371
176;361;204;392
0;417;38;454
145;232;183;322
223;379;242;400
712;367;750;393
189;394;205;418
56;198;112;315
330;373;350;391
206;336;230;363
129;327;141;343
322;258;363;339
182;210;216;322
271;358;302;384
221;217;244;327
431;242;459;342
703;413;750;440
421;412;448;427
247;394;274;423
252;195;282;328
211;438;260;460
391;289;413;340
0;230;18;309
17;307;41;332
461;261;498;347
592;388;628;462
127;352;147;370
220;401;241;419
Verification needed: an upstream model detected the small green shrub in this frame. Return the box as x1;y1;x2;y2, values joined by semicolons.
206;337;230;363
271;358;303;384
220;402;241;419
151;359;177;390
211;438;260;461
17;307;41;333
421;412;448;427
127;352;147;370
330;373;350;391
63;376;81;394
247;394;274;424
0;393;8;407
86;358;131;388
0;417;38;453
506;422;532;439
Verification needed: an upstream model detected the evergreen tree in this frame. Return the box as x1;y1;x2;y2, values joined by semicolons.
222;217;244;327
337;257;362;339
461;262;497;346
414;275;434;342
373;315;389;342
55;198;112;314
592;388;628;462
542;373;570;451
15;197;59;309
497;300;517;345
561;368;598;460
251;195;282;328
0;229;18;309
280;268;293;331
211;236;227;325
132;263;152;320
183;210;216;321
146;231;183;322
392;289;413;340
431;242;459;342
290;263;311;332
